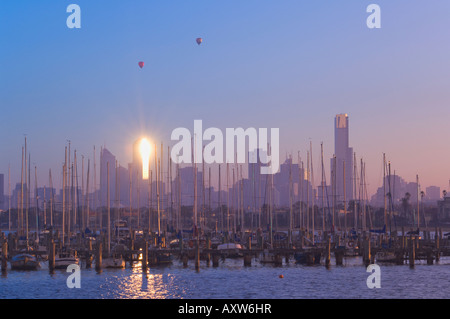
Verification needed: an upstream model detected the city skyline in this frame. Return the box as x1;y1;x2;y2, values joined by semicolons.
0;131;445;212
2;1;450;198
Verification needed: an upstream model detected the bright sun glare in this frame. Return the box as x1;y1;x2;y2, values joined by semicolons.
139;137;151;180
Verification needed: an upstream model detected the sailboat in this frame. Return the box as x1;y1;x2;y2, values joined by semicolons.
102;254;126;269
10;253;40;270
217;242;243;258
54;250;79;269
375;250;396;263
259;249;277;264
369;224;386;234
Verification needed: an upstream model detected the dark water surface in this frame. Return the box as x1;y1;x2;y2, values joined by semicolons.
1;256;450;299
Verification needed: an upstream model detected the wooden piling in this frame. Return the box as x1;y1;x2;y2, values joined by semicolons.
244;253;252;267
395;250;404;265
401;227;405;249
195;240;200;271
1;241;7;273
306;251;315;266
205;236;211;267
426;249;433;265
95;242;103;272
182;253;189;268
409;236;415;268
274;254;283;266
335;248;344;266
142;240;148;271
325;238;331;267
363;238;371;267
212;253;220;267
48;240;55;272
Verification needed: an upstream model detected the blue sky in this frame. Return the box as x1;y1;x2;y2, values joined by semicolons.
1;1;450;195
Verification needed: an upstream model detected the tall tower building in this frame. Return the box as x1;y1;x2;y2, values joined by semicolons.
331;114;353;203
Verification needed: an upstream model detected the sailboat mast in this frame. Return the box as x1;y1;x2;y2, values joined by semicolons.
20;148;24;236
306;151;310;235
289;155;293;246
85;160;90;229
332;155;336;231
34;166;38;234
353;152;357;230
310;142;315;244
129;164;132;229
8;164;11;232
93;146;97;227
343;161;346;234
43;186;46;229
62;165;66;246
218;164;221;232
226;163;229;234
383;153;387;228
194;138;198;232
49;169;54;227
82;155;84;232
417;174;420;230
321;144;325;232
107;161;110;254
156;143;161;235
388;161;392;234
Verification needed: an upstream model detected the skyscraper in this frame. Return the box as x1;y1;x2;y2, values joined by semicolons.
100;147;116;207
331;114;353;203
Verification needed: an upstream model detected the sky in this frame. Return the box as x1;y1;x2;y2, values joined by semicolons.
1;0;450;197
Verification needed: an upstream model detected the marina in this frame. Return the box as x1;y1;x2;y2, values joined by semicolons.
2;229;450;299
2;0;450;302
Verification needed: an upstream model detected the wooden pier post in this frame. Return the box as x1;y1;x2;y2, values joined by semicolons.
195;240;200;271
409;236;415;268
401;227;405;250
1;241;7;273
325;238;331;267
85;250;92;269
426;249;433;265
335;248;344;266
182;252;189;268
205;236;211;267
142;240;148;271
306;251;315;266
435;231;440;263
49;240;55;272
395;250;404;265
212;253;220;267
244;253;252;267
95;242;103;272
274;254;283;266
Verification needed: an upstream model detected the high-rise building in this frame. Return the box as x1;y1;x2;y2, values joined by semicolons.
426;186;440;201
331;114;353;203
100;147;116;207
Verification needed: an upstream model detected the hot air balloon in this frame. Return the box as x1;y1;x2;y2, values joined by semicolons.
196;38;203;45
138;61;144;69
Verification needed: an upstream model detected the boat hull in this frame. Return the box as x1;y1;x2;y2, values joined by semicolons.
10;254;40;271
54;258;79;269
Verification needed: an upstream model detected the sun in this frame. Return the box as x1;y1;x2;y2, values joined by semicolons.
139;137;152;180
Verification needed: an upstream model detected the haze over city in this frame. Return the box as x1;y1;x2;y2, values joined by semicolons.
2;1;450;197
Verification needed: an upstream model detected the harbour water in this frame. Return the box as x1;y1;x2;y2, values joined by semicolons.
2;256;450;299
